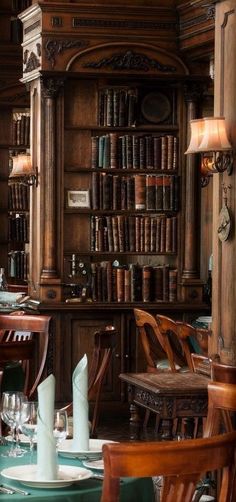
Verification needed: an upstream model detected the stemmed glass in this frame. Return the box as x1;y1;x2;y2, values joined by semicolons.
1;391;28;457
53;409;68;452
20;401;38;463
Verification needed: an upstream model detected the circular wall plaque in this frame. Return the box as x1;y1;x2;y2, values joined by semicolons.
141;92;171;123
217;205;231;242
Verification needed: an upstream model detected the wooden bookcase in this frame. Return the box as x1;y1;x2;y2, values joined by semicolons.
19;1;210;405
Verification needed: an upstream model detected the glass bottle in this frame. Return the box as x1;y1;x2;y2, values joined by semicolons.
0;267;8;291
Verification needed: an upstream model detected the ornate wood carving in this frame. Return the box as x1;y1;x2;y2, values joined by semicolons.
40;77;64;99
45;39;88;68
84;50;176;73
176;398;208;414
23;47;41;74
72;18;176;31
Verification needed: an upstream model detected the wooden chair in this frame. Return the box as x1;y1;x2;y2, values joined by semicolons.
156;314;189;371
62;325;117;438
211;361;236;383
0;313;51;399
176;321;210;371
133;309;176;372
101;431;236;502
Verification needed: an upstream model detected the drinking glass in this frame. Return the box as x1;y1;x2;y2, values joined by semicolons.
20;401;38;462
1;391;28;457
53;409;68;451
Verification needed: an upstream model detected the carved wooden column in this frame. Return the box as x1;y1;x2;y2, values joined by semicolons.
181;84;203;303
211;1;236;363
39;77;64;301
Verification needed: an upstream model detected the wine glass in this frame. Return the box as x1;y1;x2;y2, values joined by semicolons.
20;401;38;462
1;391;28;457
53;410;68;451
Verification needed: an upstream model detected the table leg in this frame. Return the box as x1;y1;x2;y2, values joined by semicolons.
129;403;142;440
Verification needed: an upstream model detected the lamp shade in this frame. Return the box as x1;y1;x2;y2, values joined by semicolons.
198;117;232;152
9;153;35;178
185;118;205;154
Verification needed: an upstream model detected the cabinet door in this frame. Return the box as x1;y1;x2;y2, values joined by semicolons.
57;312;122;403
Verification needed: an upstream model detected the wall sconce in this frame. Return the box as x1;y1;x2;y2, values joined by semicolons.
9;153;38;186
185;117;234;185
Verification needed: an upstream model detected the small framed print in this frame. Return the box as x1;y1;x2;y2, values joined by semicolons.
66;189;90;208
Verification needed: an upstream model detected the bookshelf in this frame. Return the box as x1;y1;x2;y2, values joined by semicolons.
64;81;180;305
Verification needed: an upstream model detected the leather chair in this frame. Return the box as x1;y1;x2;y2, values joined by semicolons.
101;431;236;502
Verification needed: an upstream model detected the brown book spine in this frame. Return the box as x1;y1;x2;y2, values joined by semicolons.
163;175;171;210
153;136;162;169
156;216;162;252
99;89;105;126
112;266;117;302
144;216;151;252
172;216;177;253
167;135;174;170
91;171;99;209
128;215;135;252
146;175;156;210
134;174;146;210
118;90;126;127
169;268;177;302
91;136;99;169
135;215;141;252
150;217;157;252
120;176;127;210
112;175;121;210
116;267;125;302
102;173;112;210
173;136;178;170
107;260;113;302
127;175;135;210
124;268;131;302
111;216;119;252
132;135;140;169
110;133;118;169
142;265;152;302
127;88;137;127
163;264;170;301
145;135;153;169
140;216;145;252
153;266;164;301
106;88;113;126
113;90;119;128
165;217;172;253
155;175;163;210
126;135;133;170
106;216;114;252
139;136;145;169
160;215;166;253
161;135;168;170
117;215;125;252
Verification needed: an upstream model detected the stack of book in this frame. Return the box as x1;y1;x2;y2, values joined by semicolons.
91;133;178;170
90;261;178;303
12;112;30;147
91;173;179;211
8;182;29;211
8;214;29;242
90;214;177;253
98;87;138;127
8;250;28;281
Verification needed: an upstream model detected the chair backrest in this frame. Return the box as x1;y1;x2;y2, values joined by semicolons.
133;308;175;372
101;431;236;502
204;377;236;437
62;325;117;437
211;361;236;383
0;313;51;399
156;314;187;370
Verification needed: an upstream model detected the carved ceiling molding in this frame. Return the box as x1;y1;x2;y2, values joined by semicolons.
179;6;215;31
72;17;177;31
40;77;65;99
45;39;89;69
84;50;176;73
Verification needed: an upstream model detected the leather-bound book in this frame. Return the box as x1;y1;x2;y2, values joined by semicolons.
106;216;114;251
150;216;157;252
139;136;146;169
98;89;105;126
165;217;172;253
155;174;163;210
173;175;180;211
169;268;177;302
142;265;152;302
132;135;140;169
146;175;156;210
153;265;164;301
101;261;108;301
130;263;142;302
163;264;170;301
112;174;121;210
153;136;162;170
161;135;168;170
144;216;151;252
145;135;153;169
121;176;127;210
134;174;146;210
172;216;177;253
173;136;178;170
110;133;118;169
160;215;166;253
91;171;99;209
140;216;144;252
127;89;137;127
106;88;113;126
90;215;96;251
91;136;99;169
98;135;105;168
167;135;174;170
102;173;112;210
111;216;119;252
106;260;113;302
120;135;127;169
124;268;131;302
128;215;135;252
103;134;110;168
113;89;120;127
116;267;125;302
135;215;141;252
156;215;162;253
127;175;135;210
96;263;102;301
163;175;171;210
124;215;130;252
118;89;127;127
126;135;133;170
117;214;125;252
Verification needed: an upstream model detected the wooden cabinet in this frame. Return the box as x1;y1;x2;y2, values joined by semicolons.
19;0;210;405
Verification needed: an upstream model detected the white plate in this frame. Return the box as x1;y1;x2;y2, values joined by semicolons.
58;438;117;459
83;459;104;471
196;316;212;323
5;434;36;446
1;464;92;488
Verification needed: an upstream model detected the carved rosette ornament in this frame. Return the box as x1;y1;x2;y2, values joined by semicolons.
84;50;176;73
45;39;88;68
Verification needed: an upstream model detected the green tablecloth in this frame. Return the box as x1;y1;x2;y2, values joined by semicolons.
0;444;155;501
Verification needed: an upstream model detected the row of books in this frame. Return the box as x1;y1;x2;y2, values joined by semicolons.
8;182;29;211
90;215;177;253
98;87;137;127
91;133;178;170
12;0;31;11
8;251;28;280
90;262;178;303
12;113;30;147
91;172;179;211
8;214;29;243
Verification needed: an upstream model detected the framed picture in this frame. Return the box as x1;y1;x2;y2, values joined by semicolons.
66;189;90;208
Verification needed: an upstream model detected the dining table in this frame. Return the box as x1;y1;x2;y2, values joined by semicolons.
0;441;155;501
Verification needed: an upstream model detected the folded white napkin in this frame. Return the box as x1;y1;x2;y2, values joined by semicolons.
37;374;58;480
72;354;89;451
